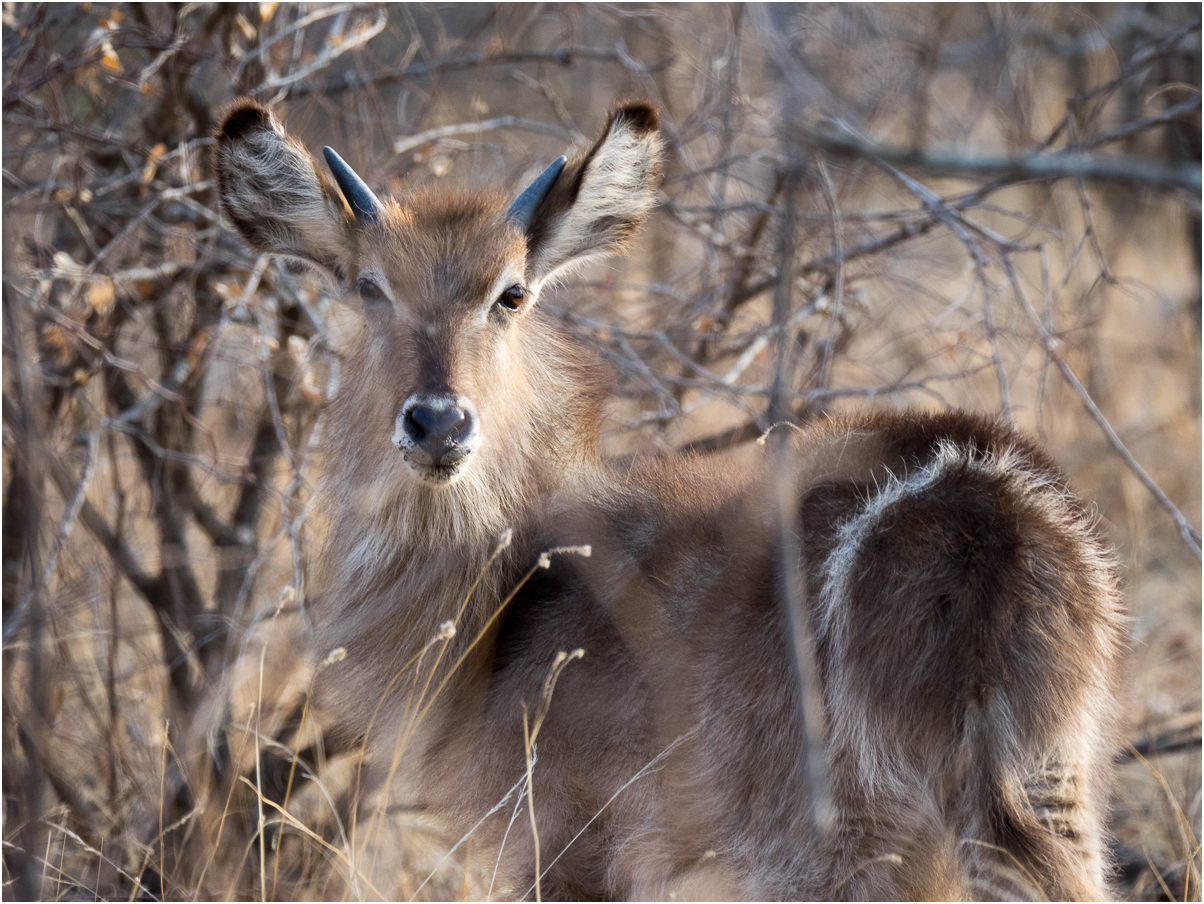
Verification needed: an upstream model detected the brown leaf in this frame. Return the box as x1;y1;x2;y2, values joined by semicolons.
41;324;74;363
234;13;256;40
186;328;211;371
141;142;167;184
87;276;115;316
100;47;121;74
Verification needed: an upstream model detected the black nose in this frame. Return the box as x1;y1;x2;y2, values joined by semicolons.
405;404;474;460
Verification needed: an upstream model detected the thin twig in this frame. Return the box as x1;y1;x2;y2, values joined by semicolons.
1078;96;1202;150
393;115;568;155
285;45;671;100
1005;258;1202;560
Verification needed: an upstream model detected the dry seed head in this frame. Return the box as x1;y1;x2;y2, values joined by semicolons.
496;528;514;552
323;646;347;666
539;544;593;569
272;584;296;617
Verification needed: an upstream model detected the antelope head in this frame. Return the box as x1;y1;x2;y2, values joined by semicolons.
215;102;661;506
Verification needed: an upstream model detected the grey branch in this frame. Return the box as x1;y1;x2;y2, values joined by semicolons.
284;45;671;101
1079;96;1202;150
808;124;1201;192
393;116;569;156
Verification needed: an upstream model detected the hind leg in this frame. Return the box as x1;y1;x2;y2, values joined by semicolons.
1024;754;1110;896
961;722;1116;901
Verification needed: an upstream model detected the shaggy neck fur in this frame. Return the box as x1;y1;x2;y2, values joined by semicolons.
308;312;609;734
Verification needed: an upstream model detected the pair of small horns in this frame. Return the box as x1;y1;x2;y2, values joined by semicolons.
322;146;565;230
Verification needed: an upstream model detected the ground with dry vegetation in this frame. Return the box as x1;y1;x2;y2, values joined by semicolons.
3;4;1200;900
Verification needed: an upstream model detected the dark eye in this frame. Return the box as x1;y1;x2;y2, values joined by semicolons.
356;278;389;307
496;285;525;312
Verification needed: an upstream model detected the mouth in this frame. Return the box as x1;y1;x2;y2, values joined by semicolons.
400;453;470;486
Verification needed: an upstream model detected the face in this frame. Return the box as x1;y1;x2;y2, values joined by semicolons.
340;195;536;487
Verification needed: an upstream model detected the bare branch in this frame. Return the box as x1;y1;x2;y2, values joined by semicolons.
393;116;569;156
1006;259;1202;560
1078;96;1202;151
283;45;672;101
808;122;1202;191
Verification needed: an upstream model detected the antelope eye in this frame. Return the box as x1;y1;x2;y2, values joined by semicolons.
356;278;389;307
496;285;525;311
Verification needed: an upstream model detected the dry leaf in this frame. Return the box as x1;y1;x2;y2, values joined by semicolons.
141;142;167;184
234;13;255;40
299;370;325;404
53;251;82;275
186;328;211;371
100;45;121;74
213;279;239;301
41;324;74;362
87;276;115;315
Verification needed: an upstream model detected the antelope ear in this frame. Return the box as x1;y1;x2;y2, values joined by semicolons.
214;101;357;282
520;102;662;286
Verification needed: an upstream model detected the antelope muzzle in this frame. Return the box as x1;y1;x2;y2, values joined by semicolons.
392;394;481;483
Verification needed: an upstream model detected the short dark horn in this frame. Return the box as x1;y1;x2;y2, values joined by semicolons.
507;156;567;231
323;146;383;225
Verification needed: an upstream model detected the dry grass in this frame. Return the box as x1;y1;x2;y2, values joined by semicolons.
3;4;1200;900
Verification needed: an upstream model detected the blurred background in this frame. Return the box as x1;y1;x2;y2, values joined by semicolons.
3;3;1200;899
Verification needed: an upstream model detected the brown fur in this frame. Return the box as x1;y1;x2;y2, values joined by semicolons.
215;100;1129;900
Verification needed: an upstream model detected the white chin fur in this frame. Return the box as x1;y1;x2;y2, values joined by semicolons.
398;452;471;487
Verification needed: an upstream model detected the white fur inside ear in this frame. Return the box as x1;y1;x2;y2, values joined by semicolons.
219;122;350;270
529;117;662;285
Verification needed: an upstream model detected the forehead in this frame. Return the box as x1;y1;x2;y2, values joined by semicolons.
374;188;526;303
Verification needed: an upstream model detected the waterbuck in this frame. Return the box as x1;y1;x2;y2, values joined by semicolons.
215;99;1129;900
